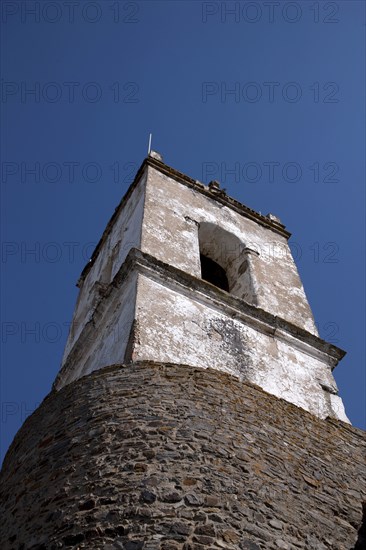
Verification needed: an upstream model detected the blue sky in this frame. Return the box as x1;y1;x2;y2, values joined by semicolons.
1;0;365;463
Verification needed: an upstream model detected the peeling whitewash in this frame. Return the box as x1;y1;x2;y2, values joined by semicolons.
142;166;318;335
134;274;348;423
57;156;349;422
61;173;146;363
55;271;138;390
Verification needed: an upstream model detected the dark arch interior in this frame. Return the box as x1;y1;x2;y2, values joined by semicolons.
200;254;229;292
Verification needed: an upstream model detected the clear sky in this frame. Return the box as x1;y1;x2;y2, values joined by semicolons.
1;0;365;463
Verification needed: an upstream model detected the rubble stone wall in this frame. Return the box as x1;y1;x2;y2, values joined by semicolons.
1;363;365;550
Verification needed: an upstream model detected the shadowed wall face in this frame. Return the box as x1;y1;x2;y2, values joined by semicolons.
1;363;364;549
200;253;230;292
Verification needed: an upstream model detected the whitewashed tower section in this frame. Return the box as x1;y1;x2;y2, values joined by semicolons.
55;153;349;422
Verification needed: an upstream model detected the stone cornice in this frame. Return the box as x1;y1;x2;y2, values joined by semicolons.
57;248;346;391
130;248;345;367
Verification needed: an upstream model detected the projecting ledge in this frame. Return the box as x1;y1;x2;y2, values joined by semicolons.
127;248;346;368
52;246;350;422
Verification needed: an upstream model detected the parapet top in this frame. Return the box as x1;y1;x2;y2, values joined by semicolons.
146;155;289;235
77;154;290;286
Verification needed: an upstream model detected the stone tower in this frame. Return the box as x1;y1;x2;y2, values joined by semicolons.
1;153;365;549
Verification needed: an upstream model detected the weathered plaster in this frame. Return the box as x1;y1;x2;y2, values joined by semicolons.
55;270;138;390
61;172;146;363
142;165;318;334
56;156;349;422
56;246;348;422
133;268;348;422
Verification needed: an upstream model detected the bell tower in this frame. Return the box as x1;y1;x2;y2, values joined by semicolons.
2;153;364;550
55;151;348;422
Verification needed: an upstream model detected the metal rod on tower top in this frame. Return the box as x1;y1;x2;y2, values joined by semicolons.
148;133;152;154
